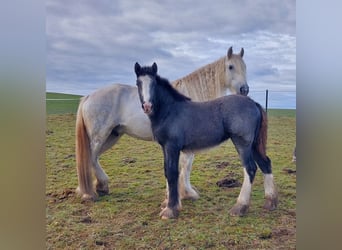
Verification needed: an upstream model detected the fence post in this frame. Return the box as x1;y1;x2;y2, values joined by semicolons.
265;89;268;114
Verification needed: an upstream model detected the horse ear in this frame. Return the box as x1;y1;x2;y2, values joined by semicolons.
134;62;141;76
152;62;158;75
240;48;244;58
227;46;233;59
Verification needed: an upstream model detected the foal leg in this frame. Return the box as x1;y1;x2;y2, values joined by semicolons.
161;152;199;209
230;148;257;216
253;151;278;211
160;145;181;219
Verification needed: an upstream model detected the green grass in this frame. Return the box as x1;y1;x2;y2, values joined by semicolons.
46;92;82;114
46;96;296;249
267;109;296;118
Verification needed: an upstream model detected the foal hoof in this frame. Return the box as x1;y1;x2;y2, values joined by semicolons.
229;203;249;217
263;196;278;211
160;207;179;219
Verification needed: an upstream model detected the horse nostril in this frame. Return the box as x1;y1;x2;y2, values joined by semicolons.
240;85;249;96
142;102;152;114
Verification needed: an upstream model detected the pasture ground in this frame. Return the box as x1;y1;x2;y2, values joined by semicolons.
46;93;296;249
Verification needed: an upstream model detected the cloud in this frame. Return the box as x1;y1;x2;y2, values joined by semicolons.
46;0;296;108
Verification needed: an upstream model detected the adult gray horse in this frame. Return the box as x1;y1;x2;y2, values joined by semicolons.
76;47;249;201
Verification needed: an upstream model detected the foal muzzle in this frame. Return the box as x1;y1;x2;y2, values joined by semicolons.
142;102;152;114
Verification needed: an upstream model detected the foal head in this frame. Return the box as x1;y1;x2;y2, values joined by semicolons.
225;46;249;96
135;62;190;115
134;62;158;115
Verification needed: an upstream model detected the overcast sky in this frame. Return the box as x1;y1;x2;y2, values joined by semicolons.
46;0;296;108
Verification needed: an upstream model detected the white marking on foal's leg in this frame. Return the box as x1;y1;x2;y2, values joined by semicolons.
237;168;252;205
264;173;275;198
263;173;278;210
161;181;169;209
230;168;251;216
160;179;182;219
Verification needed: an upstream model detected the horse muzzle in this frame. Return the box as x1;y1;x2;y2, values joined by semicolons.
240;84;249;96
142;102;153;114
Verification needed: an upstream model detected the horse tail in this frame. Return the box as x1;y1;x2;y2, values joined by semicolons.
254;102;268;159
75;96;96;200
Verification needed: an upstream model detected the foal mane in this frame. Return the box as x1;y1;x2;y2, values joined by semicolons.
156;75;191;102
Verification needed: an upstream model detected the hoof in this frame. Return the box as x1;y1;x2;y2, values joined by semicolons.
95;182;109;196
81;194;97;201
97;190;109;196
229;203;249;217
76;187;97;201
160;207;179;219
180;188;200;201
96;187;109;196
264;196;278;211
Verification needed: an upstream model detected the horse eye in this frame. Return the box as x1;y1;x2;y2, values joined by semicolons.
229;65;234;70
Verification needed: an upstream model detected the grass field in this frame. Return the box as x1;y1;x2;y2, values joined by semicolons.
46;92;82;114
46;93;296;249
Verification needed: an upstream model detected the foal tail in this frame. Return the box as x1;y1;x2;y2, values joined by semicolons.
75;96;96;200
254;102;268;159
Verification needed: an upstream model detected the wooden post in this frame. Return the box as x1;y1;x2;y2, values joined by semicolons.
265;89;268;114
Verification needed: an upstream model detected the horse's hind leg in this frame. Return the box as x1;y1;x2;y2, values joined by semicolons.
91;132;122;196
253;151;278;211
90;140;109;196
229;143;257;216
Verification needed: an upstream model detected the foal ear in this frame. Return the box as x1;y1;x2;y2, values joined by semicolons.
152;62;158;75
227;46;233;59
240;48;244;58
134;62;141;76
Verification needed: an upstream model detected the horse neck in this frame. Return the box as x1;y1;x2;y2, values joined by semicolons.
150;81;181;122
171;57;227;102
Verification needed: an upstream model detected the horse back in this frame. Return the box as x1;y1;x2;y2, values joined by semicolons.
219;95;262;138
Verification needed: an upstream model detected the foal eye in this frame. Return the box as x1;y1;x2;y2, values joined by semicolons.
229;65;234;70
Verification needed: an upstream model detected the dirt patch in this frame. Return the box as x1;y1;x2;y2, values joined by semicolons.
269;210;296;248
216;178;241;188
215;161;230;169
283;168;296;174
47;188;75;203
122;157;137;164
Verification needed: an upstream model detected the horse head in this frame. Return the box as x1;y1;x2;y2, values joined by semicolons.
134;62;158;115
226;46;249;96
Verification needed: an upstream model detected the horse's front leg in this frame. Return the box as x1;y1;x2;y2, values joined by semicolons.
179;152;200;200
161;152;199;209
160;145;182;219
